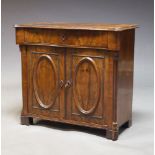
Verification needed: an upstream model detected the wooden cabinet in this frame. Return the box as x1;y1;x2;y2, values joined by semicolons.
15;23;137;140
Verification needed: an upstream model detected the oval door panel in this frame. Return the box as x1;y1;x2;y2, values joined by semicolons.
33;55;57;109
73;57;101;115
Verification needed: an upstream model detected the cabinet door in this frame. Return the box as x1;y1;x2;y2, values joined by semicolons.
28;46;65;119
66;49;113;126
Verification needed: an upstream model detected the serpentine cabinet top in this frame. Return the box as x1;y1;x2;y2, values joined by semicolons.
14;22;138;31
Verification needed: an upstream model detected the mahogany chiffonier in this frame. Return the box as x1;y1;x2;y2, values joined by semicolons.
15;23;137;140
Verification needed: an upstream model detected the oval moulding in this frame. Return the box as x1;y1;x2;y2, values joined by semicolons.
33;54;57;109
73;57;101;115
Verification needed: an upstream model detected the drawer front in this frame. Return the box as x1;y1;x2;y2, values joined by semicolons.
24;29;108;48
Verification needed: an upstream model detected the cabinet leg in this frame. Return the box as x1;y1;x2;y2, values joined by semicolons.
106;129;118;141
125;120;132;128
21;116;33;126
106;122;119;141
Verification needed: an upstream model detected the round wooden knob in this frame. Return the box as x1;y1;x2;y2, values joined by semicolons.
65;80;72;88
61;35;66;41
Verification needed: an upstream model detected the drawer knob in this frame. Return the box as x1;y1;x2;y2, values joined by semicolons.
61;35;66;41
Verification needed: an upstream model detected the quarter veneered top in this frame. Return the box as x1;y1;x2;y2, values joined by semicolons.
14;22;138;31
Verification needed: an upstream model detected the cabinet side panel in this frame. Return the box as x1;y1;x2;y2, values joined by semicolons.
117;29;135;126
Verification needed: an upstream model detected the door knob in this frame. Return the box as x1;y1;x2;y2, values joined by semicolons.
65;80;72;88
59;80;64;88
